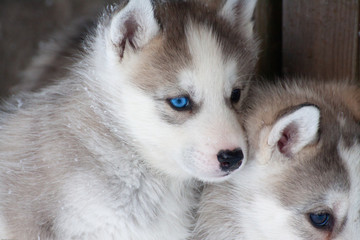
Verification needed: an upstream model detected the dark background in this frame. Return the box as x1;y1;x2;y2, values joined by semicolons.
0;0;110;98
0;0;359;98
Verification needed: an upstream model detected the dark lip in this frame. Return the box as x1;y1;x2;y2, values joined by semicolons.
199;159;243;179
222;159;243;174
234;160;243;170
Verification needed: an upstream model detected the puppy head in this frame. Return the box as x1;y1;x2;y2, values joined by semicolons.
95;0;259;182
242;105;360;240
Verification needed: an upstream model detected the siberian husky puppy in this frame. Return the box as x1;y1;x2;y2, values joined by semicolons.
0;0;259;239
193;79;360;240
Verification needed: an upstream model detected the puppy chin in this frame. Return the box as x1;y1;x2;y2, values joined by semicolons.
185;166;240;183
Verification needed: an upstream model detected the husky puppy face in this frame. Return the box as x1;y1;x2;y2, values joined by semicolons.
194;80;360;239
91;0;259;182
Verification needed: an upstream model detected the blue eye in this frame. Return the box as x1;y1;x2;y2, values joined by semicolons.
309;212;332;229
169;97;190;110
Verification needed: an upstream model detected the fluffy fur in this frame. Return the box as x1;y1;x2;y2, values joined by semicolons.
193;79;360;240
0;0;258;239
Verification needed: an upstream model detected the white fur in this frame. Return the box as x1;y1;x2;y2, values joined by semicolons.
193;81;360;240
55;174;195;239
219;0;257;38
337;141;360;239
109;0;159;50
0;0;256;238
0;215;9;238
96;18;248;182
104;0;159;66
240;194;302;240
268;105;320;155
177;21;248;181
193;162;303;240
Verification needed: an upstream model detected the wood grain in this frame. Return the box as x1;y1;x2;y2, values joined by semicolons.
356;0;360;79
255;0;283;80
282;0;359;80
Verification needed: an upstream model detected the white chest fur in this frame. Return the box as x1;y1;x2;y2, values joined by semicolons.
56;172;197;240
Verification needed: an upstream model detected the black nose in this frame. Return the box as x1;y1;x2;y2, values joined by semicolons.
217;148;243;172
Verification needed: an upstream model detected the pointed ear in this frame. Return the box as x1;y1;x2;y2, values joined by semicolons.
109;0;159;59
267;105;320;157
219;0;258;38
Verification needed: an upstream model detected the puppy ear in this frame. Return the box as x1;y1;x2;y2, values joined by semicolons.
219;0;258;38
267;105;320;157
109;0;159;59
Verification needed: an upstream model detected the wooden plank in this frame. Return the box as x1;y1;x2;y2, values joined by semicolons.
255;0;283;79
357;3;360;82
282;0;359;80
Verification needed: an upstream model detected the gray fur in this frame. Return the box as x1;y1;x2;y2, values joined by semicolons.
193;79;360;240
0;0;259;239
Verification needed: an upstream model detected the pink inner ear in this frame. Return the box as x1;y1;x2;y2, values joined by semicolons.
123;16;138;48
119;16;139;58
277;123;298;157
277;132;289;154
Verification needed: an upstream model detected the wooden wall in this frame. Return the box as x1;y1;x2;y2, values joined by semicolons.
256;0;360;81
255;0;282;79
282;0;359;80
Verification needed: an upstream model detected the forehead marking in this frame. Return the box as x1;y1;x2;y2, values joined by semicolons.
338;140;360;192
338;140;360;222
183;21;238;101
